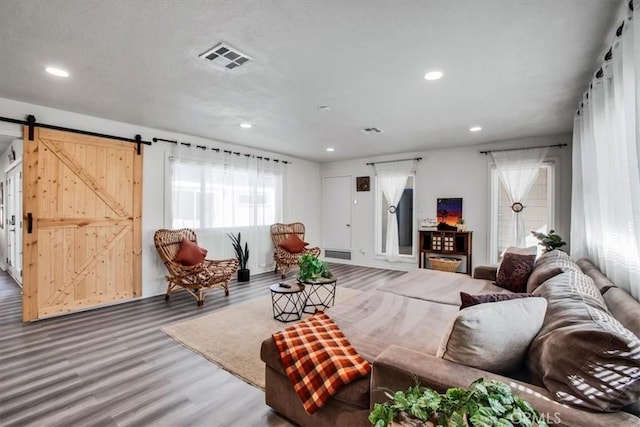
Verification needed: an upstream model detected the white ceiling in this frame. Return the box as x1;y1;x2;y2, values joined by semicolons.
0;1;620;162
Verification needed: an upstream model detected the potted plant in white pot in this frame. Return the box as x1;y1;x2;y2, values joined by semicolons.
228;232;250;282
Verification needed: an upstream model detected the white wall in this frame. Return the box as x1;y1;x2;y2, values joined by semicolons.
320;134;572;271
0;97;321;297
0;138;23;272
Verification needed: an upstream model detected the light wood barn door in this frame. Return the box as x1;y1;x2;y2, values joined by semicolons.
22;127;142;321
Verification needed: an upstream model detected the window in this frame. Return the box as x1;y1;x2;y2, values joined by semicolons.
376;174;415;257
171;159;282;229
489;162;555;262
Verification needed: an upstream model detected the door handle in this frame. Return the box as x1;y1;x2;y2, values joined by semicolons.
27;213;33;234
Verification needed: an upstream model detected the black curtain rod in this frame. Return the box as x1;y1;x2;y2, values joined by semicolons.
152;137;292;164
0;115;152;148
480;143;567;155
366;157;422;166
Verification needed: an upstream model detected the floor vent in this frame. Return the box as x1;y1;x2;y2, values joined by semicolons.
199;42;252;70
325;250;351;260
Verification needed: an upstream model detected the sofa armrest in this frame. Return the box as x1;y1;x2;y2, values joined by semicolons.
371;345;640;426
473;265;497;281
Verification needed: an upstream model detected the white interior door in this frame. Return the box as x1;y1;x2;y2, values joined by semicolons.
322;175;352;251
6;163;22;284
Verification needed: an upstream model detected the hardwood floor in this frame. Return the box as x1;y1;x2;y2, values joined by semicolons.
0;263;405;427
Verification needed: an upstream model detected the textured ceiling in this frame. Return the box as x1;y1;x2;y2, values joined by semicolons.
0;0;620;162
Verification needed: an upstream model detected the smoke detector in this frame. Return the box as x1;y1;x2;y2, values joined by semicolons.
360;127;384;135
199;42;252;70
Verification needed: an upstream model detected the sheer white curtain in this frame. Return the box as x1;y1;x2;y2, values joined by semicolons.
375;160;415;261
169;143;284;272
490;147;549;248
572;1;640;299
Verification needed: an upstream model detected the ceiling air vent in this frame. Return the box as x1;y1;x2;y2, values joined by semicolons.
199;42;252;70
360;127;384;135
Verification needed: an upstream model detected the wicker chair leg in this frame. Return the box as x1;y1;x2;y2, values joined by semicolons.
224;283;229;296
165;282;173;301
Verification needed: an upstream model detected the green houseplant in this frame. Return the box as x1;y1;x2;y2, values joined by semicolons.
228;232;250;282
530;230;566;253
369;378;548;427
297;253;331;282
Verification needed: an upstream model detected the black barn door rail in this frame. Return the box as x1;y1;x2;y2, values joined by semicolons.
0;115;151;155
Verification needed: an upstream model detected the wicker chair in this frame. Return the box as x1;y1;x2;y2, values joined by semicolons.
154;229;239;306
270;222;321;279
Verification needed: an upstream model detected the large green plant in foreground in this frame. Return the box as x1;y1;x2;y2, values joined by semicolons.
369;378;548;427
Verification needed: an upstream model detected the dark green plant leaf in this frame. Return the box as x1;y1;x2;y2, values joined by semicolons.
369;403;395;427
488;397;507;415
448;412;467;427
227;232;249;269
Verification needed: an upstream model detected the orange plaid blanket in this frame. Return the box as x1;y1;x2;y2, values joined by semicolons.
272;312;371;414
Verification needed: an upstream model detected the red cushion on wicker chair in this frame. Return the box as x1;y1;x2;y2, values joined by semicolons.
278;234;308;253
174;238;208;266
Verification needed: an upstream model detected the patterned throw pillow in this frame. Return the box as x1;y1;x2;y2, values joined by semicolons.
278;233;308;253
496;252;536;292
459;291;533;309
174;238;208;266
527;255;581;293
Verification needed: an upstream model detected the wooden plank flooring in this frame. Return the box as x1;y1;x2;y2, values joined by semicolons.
0;263;405;427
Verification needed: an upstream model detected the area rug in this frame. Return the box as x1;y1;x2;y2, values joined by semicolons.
162;286;361;390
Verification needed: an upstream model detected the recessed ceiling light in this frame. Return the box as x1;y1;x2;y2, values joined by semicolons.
239;123;252;129
326;147;335;152
469;126;482;132
424;71;444;81
45;66;69;77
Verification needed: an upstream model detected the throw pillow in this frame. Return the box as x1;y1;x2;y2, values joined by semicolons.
500;245;538;257
174;238;207;266
529;310;640;411
496;250;536;292
527;256;581;293
459;291;533;309
534;248;570;266
528;271;640;412
603;287;640;338
278;233;308;253
436;297;547;374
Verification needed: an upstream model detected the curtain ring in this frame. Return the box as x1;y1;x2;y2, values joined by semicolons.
511;202;524;213
388;205;397;214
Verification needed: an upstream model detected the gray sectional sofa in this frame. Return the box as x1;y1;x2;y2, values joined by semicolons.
260;252;640;426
